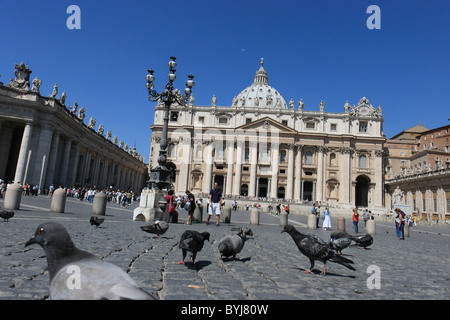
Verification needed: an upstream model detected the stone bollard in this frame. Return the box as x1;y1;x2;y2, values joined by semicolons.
50;188;66;213
280;212;288;227
250;207;260;225
366;219;376;235
404;223;410;238
92;192;107;215
4;183;22;210
223;206;231;223
307;214;316;230
337;217;346;231
193;205;203;223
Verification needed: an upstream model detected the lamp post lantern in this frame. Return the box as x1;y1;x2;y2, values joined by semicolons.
146;56;195;190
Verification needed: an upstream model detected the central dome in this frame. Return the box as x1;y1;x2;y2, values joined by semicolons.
234;59;288;109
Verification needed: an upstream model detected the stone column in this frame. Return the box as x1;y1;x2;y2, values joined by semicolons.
225;140;234;196
286;144;295;200
202;142;213;193
32;126;53;191
232;140;244;196
374;150;384;208
45;131;60;187
339;147;352;204
316;146;324;202
14;122;33;184
294;144;302;200
270;143;279;199
59;138;72;186
70;144;80;186
249;141;258;197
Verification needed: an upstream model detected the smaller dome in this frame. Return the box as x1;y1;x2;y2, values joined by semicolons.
233;59;287;110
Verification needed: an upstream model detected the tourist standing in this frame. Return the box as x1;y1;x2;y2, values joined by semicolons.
185;190;196;225
207;182;222;226
316;205;321;229
394;207;405;240
323;206;331;230
352;208;359;233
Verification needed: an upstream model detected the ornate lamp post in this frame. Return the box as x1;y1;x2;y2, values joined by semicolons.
146;56;195;190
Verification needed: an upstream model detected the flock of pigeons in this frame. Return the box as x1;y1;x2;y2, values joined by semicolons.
3;208;373;300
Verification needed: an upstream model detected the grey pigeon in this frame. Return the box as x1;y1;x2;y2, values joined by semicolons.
0;210;14;222
282;224;356;275
25;222;155;300
140;220;169;238
89;216;104;228
328;231;352;255
176;230;210;265
218;227;253;260
351;233;373;249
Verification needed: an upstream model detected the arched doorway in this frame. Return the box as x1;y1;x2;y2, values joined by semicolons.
277;186;285;199
355;175;370;207
241;184;248;196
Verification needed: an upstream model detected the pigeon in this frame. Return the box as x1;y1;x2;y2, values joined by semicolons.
218;227;253;260
25;222;155;300
176;230;210;265
0;210;14;222
140;220;169;238
281;224;356;275
328;231;352;255
351;233;373;250
89;216;105;228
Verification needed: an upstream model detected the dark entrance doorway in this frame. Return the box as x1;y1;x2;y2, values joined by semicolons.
303;181;313;201
355;175;370;207
258;178;268;198
213;175;224;191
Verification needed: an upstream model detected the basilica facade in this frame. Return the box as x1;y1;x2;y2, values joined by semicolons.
149;60;386;211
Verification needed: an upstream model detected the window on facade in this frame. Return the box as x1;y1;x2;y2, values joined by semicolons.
168;143;175;157
198;116;205;124
434;198;437;212
359;155;367;168
359;121;368;133
281;120;288;126
260;150;269;162
219;117;228;124
330;153;337;166
306;122;315;129
423;198;426;212
246;118;252;124
195;145;202;158
170;111;179;122
244;148;250;161
280;169;286;174
280;150;286;162
330;123;337;132
217;146;225;159
305;151;313;165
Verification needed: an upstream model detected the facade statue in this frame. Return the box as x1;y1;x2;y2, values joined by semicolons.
7;62;32;90
232;96;238;107
106;130;112;140
113;136;118;145
31;77;42;93
124;143;129;152
319;100;325;112
71;101;78;114
211;95;217;107
119;140;124;148
189;94;195;106
266;95;273;108
88;116;96;129
289;99;295;109
50;83;58;98
59;91;67;105
298;99;304;111
98;124;104;136
78;107;86;121
344;101;350;113
254;96;260;107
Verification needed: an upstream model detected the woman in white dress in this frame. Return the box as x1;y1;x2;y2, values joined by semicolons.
322;206;332;230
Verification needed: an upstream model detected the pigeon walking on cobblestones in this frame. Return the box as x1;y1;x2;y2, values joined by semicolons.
328;231;352;255
176;230;210;265
351;233;373;250
140;220;169;238
89;216;104;228
218;227;253;260
25;222;155;300
282;224;356;275
0;210;14;222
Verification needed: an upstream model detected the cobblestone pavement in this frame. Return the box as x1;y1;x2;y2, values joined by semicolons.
1;195;449;300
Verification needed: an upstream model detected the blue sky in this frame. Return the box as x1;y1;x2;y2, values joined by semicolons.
1;0;449;161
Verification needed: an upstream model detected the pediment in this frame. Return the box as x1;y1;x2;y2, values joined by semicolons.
236;117;298;134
